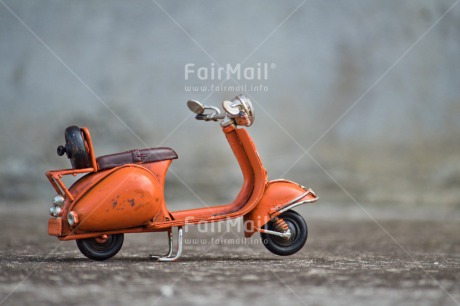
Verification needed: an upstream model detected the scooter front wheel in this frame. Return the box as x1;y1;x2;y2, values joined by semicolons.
260;210;308;256
76;234;124;261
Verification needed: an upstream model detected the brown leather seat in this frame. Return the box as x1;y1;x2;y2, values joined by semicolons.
97;147;178;170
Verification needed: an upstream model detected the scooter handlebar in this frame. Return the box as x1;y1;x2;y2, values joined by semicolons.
195;113;226;121
188;95;254;126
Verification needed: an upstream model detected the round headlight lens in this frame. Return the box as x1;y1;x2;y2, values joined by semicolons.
49;206;55;216
53;206;63;218
53;195;65;206
67;211;79;226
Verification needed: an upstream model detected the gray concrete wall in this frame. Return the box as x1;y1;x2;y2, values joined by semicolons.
0;1;459;207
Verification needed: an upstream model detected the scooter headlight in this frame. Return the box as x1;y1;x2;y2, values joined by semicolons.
52;206;63;218
49;206;55;216
67;211;79;226
52;195;65;206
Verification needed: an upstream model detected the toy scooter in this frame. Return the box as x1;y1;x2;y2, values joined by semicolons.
46;95;318;261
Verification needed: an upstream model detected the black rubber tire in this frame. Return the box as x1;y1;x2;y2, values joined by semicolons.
260;210;308;256
76;234;124;261
64;126;91;169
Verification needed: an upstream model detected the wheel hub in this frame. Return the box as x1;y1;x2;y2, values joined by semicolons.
272;219;298;246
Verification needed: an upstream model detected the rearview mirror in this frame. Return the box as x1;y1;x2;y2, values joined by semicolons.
222;100;240;116
187;100;205;114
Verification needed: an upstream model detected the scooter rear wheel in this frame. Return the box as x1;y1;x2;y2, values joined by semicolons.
260;210;308;256
76;234;124;261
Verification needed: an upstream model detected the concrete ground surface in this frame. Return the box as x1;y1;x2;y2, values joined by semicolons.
0;202;459;306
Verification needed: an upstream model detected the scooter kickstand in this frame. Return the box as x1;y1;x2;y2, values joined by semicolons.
156;227;183;262
150;229;174;259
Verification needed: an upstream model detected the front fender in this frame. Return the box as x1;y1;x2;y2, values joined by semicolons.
243;179;318;237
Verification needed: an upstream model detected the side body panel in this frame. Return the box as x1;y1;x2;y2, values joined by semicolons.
72;166;162;231
49;161;173;237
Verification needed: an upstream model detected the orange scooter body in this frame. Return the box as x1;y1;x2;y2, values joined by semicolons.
46;124;317;239
69;165;165;232
45;96;318;260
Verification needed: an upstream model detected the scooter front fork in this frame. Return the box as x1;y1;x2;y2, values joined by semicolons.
257;217;292;239
150;227;183;262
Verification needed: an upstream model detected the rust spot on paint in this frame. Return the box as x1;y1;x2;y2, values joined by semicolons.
112;195;120;208
128;198;135;207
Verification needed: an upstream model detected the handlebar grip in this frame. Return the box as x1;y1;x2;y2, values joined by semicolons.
195;114;226;121
195;114;207;120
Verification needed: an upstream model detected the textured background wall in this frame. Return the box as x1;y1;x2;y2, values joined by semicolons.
0;1;459;208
